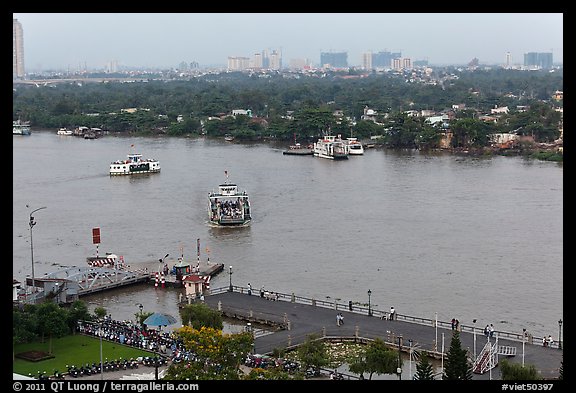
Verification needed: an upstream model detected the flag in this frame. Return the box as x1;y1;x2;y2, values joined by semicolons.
131;144;134;147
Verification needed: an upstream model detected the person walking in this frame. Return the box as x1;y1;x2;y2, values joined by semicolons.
389;306;395;321
247;283;252;296
336;313;341;326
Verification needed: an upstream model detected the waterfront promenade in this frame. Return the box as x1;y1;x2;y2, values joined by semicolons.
203;287;562;380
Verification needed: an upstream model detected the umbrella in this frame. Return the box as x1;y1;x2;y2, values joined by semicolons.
143;312;177;327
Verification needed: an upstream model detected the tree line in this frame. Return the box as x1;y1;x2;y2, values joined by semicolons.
13;68;562;150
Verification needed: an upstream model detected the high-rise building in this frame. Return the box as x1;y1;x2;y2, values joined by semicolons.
524;52;553;69
13;18;25;79
227;56;250;71
505;52;512;69
320;52;348;68
268;49;282;70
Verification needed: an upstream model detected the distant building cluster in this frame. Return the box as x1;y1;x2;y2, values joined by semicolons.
12;18;561;77
228;49;283;71
523;52;554;69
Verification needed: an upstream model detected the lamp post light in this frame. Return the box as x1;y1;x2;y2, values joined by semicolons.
228;266;233;292
99;323;104;380
473;318;477;360
558;319;562;350
367;289;372;316
434;312;438;353
29;206;47;298
408;339;413;380
522;328;526;366
159;253;169;274
397;335;402;380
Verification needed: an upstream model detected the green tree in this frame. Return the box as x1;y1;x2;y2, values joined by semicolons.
94;306;107;319
499;359;541;380
67;300;92;334
443;330;473;380
297;334;329;374
364;338;399;380
414;353;436;380
164;326;253;380
179;303;223;330
35;301;69;354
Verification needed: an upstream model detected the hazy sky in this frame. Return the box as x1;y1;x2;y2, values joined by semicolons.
13;13;563;71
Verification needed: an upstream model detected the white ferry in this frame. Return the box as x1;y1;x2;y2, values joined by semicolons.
208;171;251;227
346;137;365;155
109;153;161;176
313;135;349;160
57;128;73;136
13;120;31;135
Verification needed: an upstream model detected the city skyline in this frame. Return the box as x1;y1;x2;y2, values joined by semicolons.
13;13;563;72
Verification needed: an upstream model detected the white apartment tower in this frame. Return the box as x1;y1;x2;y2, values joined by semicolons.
361;52;373;70
13;18;25;79
268;49;282;70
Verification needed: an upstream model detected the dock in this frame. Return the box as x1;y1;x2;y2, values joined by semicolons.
202;286;563;380
19;258;224;305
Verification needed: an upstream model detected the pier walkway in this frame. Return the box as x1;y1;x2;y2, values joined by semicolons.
203;286;562;380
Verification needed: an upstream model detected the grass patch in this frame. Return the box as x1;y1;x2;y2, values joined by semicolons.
13;334;154;376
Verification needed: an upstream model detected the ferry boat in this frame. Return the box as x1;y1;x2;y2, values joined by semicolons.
57;128;73;136
313;135;349;160
13;120;31;135
109;153;161;176
208;171;251;227
346;138;365;155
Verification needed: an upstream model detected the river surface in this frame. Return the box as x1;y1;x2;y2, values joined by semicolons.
13;132;563;338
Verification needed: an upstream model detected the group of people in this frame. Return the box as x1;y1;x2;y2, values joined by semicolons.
484;324;495;337
451;318;460;331
336;313;345;326
380;306;395;321
542;335;554;347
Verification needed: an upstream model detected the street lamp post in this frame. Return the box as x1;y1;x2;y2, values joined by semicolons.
228;266;233;292
397;335;402;380
159;253;169;275
558;319;562;349
522;328;526;366
29;206;47;298
99;322;104;380
408;339;413;380
367;289;372;316
434;312;438;353
473;319;477;360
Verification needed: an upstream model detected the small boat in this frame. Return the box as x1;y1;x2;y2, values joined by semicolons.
208;171;251;227
346;138;365;155
283;143;313;156
283;133;313;155
57;128;73;136
110;152;161;176
224;134;235;142
313;134;349;160
13;120;31;135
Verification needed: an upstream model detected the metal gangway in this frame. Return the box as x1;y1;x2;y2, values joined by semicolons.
472;336;517;374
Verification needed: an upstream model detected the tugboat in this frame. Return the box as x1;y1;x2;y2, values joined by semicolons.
109;152;161;176
208;171;251;227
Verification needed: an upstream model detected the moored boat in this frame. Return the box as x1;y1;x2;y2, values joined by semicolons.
13;120;31;135
283;142;313;155
57;128;73;136
109;152;161;176
313;134;349;160
208;171;251;227
346;137;365;155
